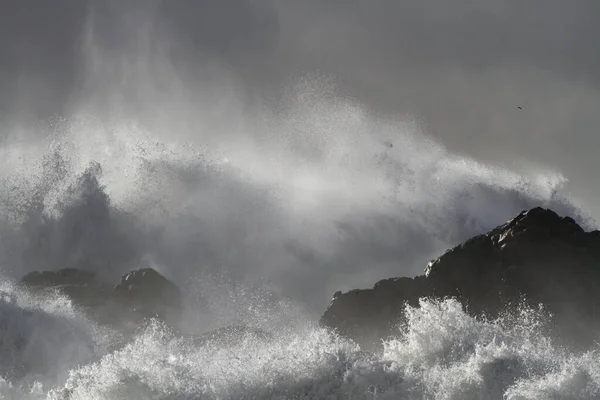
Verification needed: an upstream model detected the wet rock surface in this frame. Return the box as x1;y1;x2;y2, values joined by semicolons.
321;207;600;350
111;268;182;329
20;268;110;310
19;267;182;335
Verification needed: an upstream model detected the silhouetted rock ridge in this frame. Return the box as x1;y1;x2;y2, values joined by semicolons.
321;207;600;349
19;267;182;335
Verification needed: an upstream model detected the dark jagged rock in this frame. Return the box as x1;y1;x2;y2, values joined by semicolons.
321;207;600;350
18;267;182;335
20;268;96;287
321;277;428;348
19;268;109;309
110;268;182;329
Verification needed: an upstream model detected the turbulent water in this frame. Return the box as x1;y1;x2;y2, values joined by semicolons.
2;288;600;399
0;78;598;398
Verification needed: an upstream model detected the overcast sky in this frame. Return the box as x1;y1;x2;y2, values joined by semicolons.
1;1;599;314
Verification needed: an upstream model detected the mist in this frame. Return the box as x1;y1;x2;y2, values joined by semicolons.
0;0;597;325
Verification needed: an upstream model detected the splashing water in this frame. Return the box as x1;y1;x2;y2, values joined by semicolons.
0;78;596;398
0;280;116;397
0;81;588;313
1;291;599;399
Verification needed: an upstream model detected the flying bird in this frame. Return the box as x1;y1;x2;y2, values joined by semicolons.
518;106;523;110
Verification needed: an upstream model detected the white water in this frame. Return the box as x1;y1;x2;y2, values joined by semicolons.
1;287;600;400
0;74;597;398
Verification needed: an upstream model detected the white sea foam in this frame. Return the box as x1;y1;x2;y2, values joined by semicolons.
1;295;597;399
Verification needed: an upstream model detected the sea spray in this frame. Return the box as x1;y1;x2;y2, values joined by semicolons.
0;80;595;399
1;292;597;399
0;279;115;394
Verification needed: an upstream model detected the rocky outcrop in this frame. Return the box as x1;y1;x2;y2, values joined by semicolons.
111;268;182;329
320;277;428;349
19;267;182;334
321;207;600;350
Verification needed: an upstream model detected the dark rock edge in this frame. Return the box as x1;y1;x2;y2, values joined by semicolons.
320;207;600;350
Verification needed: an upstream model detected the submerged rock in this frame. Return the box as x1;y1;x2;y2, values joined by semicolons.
19;268;109;309
110;268;182;329
19;267;182;335
321;207;600;350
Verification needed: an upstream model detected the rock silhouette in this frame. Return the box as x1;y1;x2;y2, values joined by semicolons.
321;207;600;350
111;268;182;329
19;267;182;335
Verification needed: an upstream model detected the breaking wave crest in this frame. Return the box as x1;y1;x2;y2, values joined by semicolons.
1;292;599;399
0;80;596;398
0;81;588;315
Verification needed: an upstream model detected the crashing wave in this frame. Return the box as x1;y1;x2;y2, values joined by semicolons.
0;298;593;399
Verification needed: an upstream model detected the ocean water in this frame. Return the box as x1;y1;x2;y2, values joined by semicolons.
0;78;597;399
1;287;599;400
